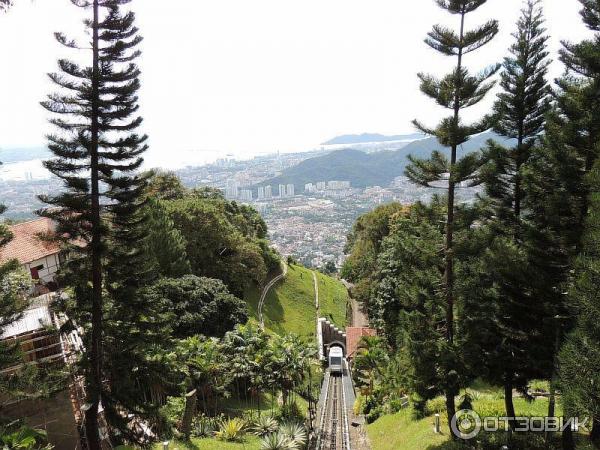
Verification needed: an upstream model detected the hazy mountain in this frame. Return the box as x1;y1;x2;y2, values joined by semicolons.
258;131;514;192
321;132;425;145
0;147;50;163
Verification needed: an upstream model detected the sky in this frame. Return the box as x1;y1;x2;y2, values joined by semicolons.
0;0;593;166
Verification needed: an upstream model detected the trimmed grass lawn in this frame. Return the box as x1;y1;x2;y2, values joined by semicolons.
368;408;449;450
152;436;261;450
245;264;317;338
244;264;350;338
367;383;596;450
315;271;349;329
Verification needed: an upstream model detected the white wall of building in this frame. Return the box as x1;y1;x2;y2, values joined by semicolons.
23;253;60;283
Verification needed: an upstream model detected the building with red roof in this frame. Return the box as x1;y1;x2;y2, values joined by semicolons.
346;326;377;361
0;218;62;283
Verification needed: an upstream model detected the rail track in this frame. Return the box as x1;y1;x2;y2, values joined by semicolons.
316;372;351;450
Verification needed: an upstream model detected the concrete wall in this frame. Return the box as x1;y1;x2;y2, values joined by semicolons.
0;390;81;450
317;317;346;360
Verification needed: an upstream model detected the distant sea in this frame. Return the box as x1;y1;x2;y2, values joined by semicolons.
0;148;239;182
0;146;307;182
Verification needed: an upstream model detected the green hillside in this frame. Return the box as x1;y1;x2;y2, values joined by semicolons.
255;131;513;192
365;382;598;450
315;271;348;326
245;264;348;338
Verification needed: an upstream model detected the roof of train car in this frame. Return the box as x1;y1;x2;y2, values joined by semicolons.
329;346;344;356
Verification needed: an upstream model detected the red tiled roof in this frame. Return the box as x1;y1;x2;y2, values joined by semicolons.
0;218;61;265
346;327;377;359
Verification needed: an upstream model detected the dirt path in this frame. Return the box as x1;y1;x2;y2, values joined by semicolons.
258;262;287;328
342;279;369;328
312;271;319;311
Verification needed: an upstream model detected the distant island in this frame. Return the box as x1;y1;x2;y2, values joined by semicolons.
260;130;510;192
321;132;426;146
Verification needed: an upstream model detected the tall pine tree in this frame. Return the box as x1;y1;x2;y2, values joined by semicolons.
144;197;191;278
40;0;148;447
524;1;600;447
405;0;499;434
0;0;19;378
474;0;551;425
0;212;23;375
559;161;600;450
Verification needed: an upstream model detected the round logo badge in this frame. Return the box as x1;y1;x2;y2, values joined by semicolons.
451;409;482;440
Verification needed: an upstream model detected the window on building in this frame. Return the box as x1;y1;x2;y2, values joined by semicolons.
30;265;44;280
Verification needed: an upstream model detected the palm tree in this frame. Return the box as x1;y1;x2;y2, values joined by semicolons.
178;336;228;415
352;336;388;395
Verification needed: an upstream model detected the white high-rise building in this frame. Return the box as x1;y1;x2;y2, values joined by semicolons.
240;189;253;202
305;183;315;193
327;180;351;190
316;181;326;191
279;184;286;198
265;185;273;199
225;180;239;199
286;184;295;197
257;186;265;200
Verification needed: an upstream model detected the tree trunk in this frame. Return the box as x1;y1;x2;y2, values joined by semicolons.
548;377;556;418
85;1;103;449
562;424;575;450
181;389;197;440
445;8;465;439
504;379;516;431
590;418;600;448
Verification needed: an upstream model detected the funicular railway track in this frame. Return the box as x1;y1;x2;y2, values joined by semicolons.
316;372;350;450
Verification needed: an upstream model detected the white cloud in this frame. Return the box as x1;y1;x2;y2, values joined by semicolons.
0;0;591;165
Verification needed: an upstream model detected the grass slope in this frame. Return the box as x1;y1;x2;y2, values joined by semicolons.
315;271;348;329
367;383;597;450
244;264;349;338
152;436;260;450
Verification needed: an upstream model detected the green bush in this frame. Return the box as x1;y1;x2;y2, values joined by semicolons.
215;418;246;442
159;396;186;430
366;406;383;424
528;379;550;393
191;415;218;438
278;421;307;449
353;393;366;415
473;400;506;420
251;415;279;437
260;432;291;450
277;401;303;422
0;424;52;450
424;396;446;416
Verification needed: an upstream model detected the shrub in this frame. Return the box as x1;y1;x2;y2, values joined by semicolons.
159;396;186;430
424;396;446;416
277;401;303;422
0;423;52;450
353;394;366;415
529;379;550;393
279;421;307;449
260;432;292;450
191;415;218;438
365;406;383;424
215;418;246;442
251;415;279;437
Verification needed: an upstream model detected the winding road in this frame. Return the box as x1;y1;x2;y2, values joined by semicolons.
258;262;287;328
